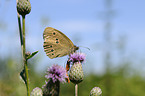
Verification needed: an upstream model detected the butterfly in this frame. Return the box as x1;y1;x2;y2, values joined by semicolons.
43;27;79;59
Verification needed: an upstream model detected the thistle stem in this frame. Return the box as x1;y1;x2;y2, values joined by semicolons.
17;14;23;45
22;15;30;96
75;84;78;96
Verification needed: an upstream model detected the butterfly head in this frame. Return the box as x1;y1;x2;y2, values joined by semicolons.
74;45;79;52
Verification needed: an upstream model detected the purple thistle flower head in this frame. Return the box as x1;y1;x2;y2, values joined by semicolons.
69;52;86;63
45;64;68;83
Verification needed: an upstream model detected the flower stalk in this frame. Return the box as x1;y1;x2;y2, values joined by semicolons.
75;84;78;96
17;13;30;96
22;15;30;96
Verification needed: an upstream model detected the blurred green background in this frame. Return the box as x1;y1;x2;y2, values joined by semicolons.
0;0;145;96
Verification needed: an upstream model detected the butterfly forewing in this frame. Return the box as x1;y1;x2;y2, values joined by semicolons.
43;27;78;59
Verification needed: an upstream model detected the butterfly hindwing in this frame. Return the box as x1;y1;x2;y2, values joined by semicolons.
43;40;70;59
43;27;77;59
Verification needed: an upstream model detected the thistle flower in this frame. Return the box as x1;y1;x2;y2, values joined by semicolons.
43;64;67;96
68;52;85;84
69;52;86;63
45;64;68;83
90;87;102;96
31;87;43;96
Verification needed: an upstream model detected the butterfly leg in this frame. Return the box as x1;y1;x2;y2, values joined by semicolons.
65;60;71;83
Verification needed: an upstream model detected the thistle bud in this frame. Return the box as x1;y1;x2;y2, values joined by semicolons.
90;87;102;96
31;87;43;96
69;62;84;84
17;0;31;16
25;51;31;57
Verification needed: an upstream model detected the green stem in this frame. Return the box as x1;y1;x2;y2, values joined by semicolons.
22;15;30;96
17;14;23;45
75;84;78;96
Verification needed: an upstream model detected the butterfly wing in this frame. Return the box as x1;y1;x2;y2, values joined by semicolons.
43;27;77;59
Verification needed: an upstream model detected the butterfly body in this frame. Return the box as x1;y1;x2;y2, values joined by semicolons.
43;27;79;59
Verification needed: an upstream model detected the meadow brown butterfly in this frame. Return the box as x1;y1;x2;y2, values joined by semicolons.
43;27;79;59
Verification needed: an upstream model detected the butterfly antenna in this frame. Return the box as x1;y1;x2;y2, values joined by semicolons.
79;46;90;50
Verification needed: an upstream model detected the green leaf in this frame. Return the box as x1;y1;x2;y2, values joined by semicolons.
20;69;27;84
26;51;38;60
